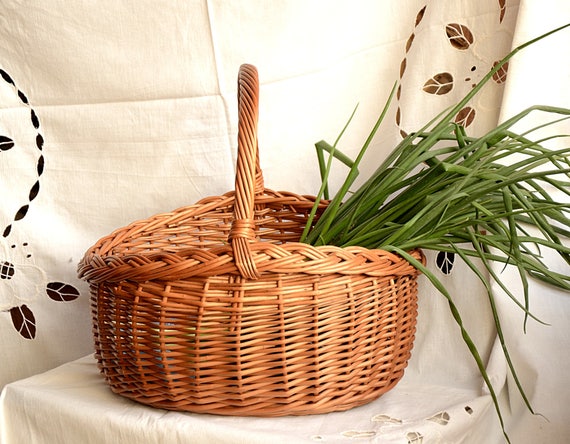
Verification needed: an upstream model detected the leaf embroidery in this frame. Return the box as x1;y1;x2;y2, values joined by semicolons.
400;58;407;78
37;155;44;175
446;23;474;50
31;109;40;129
10;304;36;339
36;134;44;150
406;33;415;52
46;282;80;302
0;135;14;151
436;251;455;275
0;69;45;237
396;4;428;138
407;432;424;444
498;0;506;23
0;68;79;341
0;69;15;85
492;60;508;84
341;430;377;438
29;181;40;201
371;414;403;424
1;261;15;279
423;72;454;95
415;5;427;26
427;411;450;425
455;106;476;128
14;205;29;221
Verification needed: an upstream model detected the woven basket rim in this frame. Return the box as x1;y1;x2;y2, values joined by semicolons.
78;188;423;284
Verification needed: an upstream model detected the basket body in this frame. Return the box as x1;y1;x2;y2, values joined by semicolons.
81;189;421;416
78;65;423;416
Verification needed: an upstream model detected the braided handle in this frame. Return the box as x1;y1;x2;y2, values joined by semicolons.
228;64;264;279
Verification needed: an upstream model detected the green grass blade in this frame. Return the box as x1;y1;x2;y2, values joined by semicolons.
387;246;511;443
451;243;537;415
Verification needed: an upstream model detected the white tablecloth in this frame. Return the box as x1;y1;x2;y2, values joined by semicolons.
0;355;504;444
1;2;570;443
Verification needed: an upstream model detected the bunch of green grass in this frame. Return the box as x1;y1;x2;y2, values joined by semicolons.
301;24;570;442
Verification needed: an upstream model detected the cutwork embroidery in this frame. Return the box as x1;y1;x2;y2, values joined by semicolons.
0;68;79;339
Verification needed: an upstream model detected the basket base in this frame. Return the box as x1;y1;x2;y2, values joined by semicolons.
101;364;408;416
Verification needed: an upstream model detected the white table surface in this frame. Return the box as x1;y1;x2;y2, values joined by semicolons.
0;354;504;444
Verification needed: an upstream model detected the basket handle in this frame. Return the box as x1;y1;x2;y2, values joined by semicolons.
228;64;264;279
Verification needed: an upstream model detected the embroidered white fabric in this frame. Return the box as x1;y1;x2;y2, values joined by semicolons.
0;354;505;444
1;1;569;442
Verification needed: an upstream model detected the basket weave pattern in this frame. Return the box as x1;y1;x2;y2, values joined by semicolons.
78;64;423;416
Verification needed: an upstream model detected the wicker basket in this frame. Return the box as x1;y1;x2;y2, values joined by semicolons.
78;64;424;417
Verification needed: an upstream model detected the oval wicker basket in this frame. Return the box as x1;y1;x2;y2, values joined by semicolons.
78;64;424;417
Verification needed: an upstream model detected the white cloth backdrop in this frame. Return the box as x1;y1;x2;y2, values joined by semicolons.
0;0;568;443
